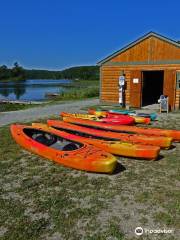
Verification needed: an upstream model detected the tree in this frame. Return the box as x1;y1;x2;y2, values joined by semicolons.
0;65;11;79
11;62;25;79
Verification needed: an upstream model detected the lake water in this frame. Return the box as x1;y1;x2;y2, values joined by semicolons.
0;79;72;101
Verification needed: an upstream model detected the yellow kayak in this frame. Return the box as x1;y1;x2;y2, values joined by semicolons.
60;112;99;120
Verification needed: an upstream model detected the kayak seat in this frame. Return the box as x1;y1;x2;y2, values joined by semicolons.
62;143;79;151
33;133;57;146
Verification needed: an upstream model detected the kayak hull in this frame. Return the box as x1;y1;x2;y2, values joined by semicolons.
61;112;135;125
101;117;134;125
109;109;136;114
109;109;157;121
47;120;160;160
61;117;172;148
62;117;180;142
89;109;150;124
61;112;98;120
107;112;150;125
136;113;157;121
10;124;117;173
130;115;151;124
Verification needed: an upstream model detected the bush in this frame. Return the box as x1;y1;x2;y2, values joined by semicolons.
55;86;99;100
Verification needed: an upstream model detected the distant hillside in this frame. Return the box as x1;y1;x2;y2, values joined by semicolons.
25;66;99;80
0;64;99;82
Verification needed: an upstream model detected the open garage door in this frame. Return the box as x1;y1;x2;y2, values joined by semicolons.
142;71;164;106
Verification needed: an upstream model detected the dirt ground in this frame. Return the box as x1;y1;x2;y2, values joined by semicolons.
0;98;99;127
0;110;180;240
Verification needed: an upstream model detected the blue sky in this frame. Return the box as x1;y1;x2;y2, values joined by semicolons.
0;0;180;70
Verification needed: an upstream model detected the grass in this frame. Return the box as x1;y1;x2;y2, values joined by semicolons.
54;80;99;101
0;103;38;112
67;79;99;86
54;86;99;101
0;113;180;239
80;104;136;111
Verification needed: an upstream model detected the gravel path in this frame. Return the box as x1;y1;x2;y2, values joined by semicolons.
0;98;99;127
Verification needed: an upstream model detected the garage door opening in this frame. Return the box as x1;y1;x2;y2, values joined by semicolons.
142;71;164;106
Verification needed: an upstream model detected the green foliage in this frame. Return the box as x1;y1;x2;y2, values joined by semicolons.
59;66;99;80
0;64;99;82
0;65;11;79
54;86;99;100
24;66;99;80
24;69;60;79
11;62;25;79
0;62;25;81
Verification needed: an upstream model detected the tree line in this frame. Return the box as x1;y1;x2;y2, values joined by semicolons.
0;62;25;81
0;63;99;81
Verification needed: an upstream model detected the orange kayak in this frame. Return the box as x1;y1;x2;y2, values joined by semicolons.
63;116;180;142
60;118;172;148
46;120;160;160
10;124;117;173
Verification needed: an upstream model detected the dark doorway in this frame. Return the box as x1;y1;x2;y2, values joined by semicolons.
142;71;164;106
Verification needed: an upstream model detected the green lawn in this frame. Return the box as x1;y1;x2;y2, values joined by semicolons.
0;114;179;239
0;103;38;112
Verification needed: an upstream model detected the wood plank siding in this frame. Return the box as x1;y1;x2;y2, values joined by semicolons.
163;70;176;110
110;36;180;63
99;32;180;110
175;90;180;109
101;66;119;102
130;70;142;108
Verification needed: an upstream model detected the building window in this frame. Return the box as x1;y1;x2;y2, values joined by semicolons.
177;72;180;89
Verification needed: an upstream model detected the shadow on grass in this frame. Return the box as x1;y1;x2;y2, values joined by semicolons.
156;154;164;161
168;144;176;150
112;162;126;175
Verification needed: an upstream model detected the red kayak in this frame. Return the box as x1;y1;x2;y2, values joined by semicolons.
100;115;134;125
89;109;150;125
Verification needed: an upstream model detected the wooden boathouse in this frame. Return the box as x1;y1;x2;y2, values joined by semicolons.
98;32;180;110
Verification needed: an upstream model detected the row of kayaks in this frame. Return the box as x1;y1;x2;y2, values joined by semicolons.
88;109;157;123
89;108;158;121
61;111;151;125
10;110;180;174
60;109;159;125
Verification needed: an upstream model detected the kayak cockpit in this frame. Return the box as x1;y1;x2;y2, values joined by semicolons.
23;128;83;151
